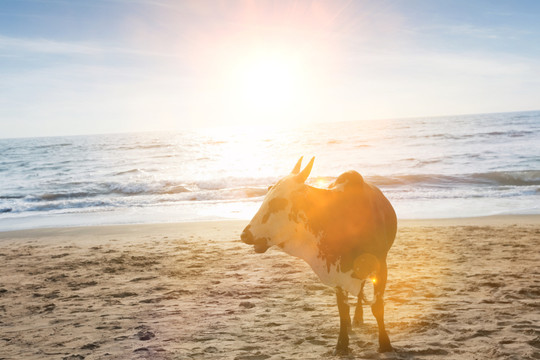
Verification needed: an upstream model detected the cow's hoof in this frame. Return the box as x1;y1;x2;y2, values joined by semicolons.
377;343;394;353
333;346;350;356
335;333;349;355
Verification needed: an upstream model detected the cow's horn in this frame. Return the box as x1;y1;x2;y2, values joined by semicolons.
296;156;314;183
291;156;303;174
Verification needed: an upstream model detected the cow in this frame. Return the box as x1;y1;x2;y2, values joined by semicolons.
241;157;397;354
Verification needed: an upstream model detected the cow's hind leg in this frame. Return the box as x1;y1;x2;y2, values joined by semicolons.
371;260;393;352
353;280;366;326
335;287;350;354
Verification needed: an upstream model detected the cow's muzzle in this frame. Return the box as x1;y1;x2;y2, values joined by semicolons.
241;226;254;245
241;226;269;253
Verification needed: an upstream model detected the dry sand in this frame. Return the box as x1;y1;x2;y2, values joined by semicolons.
0;216;539;359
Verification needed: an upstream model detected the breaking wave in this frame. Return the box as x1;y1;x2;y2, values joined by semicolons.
3;170;537;215
368;171;540;187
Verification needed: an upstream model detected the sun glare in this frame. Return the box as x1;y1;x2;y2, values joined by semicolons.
313;177;329;189
239;56;297;108
224;49;306;125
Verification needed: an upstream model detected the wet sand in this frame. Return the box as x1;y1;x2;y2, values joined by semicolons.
0;216;539;359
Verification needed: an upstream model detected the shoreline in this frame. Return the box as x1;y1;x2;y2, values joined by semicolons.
1;214;539;238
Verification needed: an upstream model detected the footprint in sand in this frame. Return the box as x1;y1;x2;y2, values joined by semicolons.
81;342;100;350
136;325;156;340
111;291;137;298
40;303;56;313
234;354;270;360
239;301;255;309
139;297;162;304
62;355;84;360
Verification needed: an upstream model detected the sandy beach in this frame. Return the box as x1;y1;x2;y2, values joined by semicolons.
0;216;539;359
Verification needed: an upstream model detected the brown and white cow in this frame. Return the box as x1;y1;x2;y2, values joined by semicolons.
241;157;397;354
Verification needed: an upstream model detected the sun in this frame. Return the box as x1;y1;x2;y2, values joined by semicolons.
224;49;305;125
239;55;297;109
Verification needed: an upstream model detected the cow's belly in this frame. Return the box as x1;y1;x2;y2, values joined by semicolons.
308;258;363;295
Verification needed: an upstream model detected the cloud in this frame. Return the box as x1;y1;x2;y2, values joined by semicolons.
0;35;102;55
424;23;531;41
0;34;186;59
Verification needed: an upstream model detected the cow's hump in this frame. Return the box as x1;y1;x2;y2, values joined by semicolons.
330;170;364;190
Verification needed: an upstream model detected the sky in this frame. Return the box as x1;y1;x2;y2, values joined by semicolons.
1;0;539;138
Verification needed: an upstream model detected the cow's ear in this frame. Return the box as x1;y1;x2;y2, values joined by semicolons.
267;185;273;192
296;156;314;183
291;156;303;174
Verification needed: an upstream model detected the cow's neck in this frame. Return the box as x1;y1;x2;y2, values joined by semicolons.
280;186;333;264
279;221;321;264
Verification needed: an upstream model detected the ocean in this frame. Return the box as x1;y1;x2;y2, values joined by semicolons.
1;111;539;231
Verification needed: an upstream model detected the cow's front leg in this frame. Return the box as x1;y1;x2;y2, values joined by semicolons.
371;261;393;352
335;287;350;354
353;280;366;326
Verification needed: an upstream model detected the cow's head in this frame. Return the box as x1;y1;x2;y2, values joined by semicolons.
241;156;314;253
